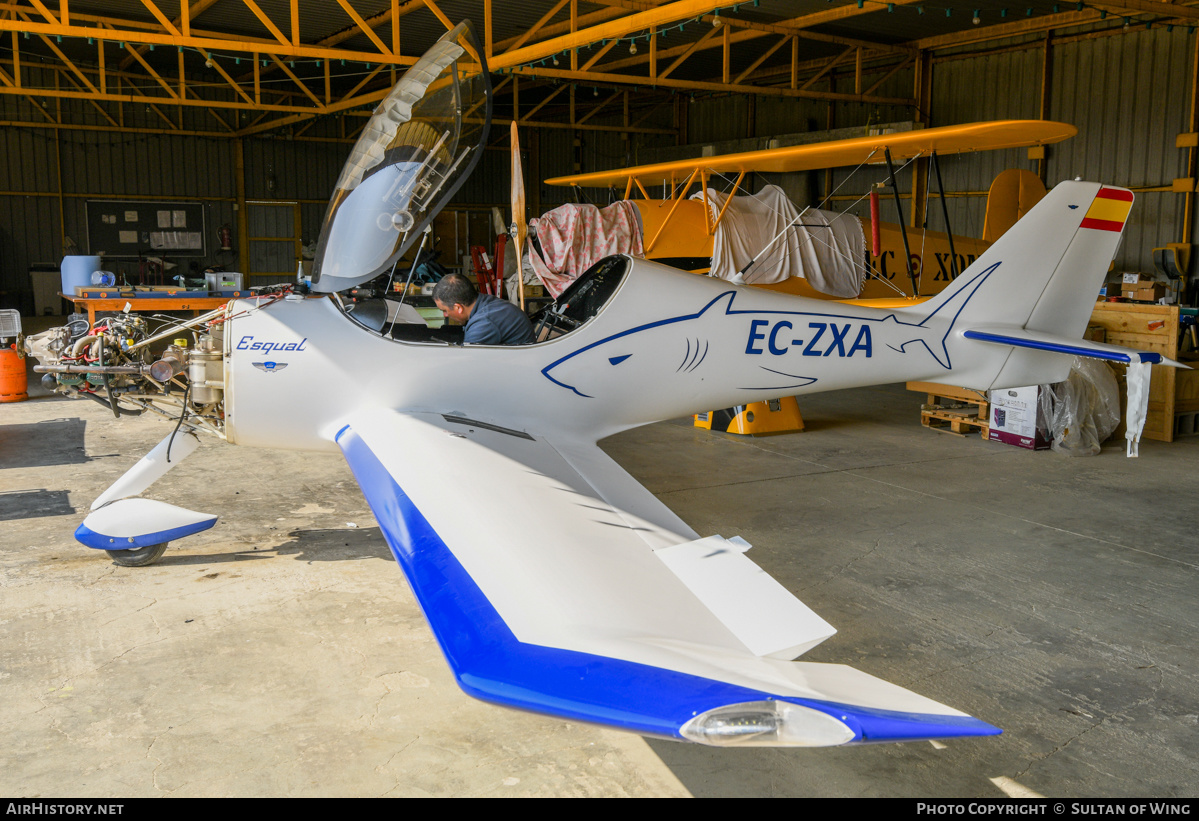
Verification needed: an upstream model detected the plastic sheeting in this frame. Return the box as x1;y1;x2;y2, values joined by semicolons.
527;201;644;298
1042;357;1122;457
1124;357;1153;458
694;186;866;297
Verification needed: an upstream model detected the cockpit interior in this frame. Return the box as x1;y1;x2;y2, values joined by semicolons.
335;255;631;346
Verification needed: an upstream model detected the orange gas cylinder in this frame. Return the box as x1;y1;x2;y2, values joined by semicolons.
0;344;28;402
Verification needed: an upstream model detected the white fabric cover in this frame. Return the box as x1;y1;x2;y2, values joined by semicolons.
696;186;866;297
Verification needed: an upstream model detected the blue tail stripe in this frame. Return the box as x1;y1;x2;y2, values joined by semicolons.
963;330;1164;364
335;424;1001;743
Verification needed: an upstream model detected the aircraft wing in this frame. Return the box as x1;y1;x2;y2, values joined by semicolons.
334;408;1000;746
545;119;1077;189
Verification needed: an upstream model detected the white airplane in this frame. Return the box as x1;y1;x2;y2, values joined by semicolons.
26;23;1182;748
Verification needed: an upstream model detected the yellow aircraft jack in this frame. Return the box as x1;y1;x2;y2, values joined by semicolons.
694;397;804;436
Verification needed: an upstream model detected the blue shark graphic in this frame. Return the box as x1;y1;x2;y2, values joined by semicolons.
541;263;998;399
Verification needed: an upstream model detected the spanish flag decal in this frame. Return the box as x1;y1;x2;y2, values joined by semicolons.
1080;187;1133;232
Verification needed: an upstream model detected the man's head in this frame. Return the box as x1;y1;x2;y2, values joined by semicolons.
432;273;478;324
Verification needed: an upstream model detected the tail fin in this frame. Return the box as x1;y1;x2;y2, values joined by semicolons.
895;180;1133;389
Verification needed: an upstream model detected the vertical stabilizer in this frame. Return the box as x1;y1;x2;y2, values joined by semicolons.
894;180;1132;390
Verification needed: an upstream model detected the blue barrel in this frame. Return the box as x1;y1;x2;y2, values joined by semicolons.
61;255;102;296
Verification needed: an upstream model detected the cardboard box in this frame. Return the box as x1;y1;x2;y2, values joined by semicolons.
1127;283;1166;302
205;272;244;291
988;386;1052;450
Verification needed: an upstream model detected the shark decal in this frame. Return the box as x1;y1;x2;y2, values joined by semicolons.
541;263;998;399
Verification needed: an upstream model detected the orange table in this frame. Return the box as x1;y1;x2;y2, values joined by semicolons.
62;293;233;327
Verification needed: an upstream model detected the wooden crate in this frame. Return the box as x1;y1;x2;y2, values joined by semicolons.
1088;302;1180;443
1173;366;1199;436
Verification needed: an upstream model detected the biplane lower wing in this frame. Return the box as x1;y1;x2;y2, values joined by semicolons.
334;409;1000;746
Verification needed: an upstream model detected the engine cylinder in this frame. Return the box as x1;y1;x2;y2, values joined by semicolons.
189;350;223;404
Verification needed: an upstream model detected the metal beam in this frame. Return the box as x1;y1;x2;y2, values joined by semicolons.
493;0;726;69
0;12;414;66
506;64;914;106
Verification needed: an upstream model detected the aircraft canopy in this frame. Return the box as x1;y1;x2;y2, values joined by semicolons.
310;22;491;293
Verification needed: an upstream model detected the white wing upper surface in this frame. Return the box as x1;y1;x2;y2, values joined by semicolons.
334;408;1000;745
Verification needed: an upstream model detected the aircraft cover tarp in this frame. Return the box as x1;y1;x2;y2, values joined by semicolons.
697;186;866;297
527;201;643;298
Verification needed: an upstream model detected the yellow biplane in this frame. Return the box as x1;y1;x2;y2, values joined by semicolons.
523;120;1077;434
536;120;1077;305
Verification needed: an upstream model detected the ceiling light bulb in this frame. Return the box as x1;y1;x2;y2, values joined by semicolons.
973;12;981;23
552;55;559;66
713;15;723;27
629;41;638;55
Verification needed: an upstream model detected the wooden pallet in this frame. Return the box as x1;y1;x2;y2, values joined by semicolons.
908;381;990;438
921;405;990;437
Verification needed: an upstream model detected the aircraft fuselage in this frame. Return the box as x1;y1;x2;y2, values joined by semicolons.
222;256;1015;452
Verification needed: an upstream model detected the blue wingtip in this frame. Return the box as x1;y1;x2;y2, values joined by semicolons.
827;703;1002;744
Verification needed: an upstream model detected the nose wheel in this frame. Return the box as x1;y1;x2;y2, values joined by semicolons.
105;543;168;567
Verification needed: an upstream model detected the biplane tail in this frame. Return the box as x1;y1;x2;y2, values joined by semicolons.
894;180;1181;390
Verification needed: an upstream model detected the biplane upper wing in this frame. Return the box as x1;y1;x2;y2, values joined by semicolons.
545;120;1077;188
334;408;1000;746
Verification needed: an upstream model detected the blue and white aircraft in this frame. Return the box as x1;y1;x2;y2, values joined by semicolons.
26;22;1182;748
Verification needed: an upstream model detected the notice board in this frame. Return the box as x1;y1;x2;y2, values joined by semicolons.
86;200;207;258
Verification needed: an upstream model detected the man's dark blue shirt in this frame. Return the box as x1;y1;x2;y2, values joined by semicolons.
464;293;536;345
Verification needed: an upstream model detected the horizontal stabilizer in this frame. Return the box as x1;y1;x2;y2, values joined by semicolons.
963;327;1189;369
76;498;217;550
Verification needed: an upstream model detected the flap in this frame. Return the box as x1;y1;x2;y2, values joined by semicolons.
655;535;835;660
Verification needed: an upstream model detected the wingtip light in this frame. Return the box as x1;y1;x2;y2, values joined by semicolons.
680;700;857;747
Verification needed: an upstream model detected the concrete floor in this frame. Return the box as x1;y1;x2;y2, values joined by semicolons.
2;360;1197;797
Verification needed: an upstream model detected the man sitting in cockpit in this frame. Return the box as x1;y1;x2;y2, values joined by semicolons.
432;273;535;346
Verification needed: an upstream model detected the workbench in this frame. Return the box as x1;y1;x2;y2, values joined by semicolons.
62;293;233;327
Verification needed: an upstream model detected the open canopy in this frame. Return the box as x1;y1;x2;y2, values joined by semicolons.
311;22;491;294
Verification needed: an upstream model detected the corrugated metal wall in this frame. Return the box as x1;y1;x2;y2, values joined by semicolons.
1050;27;1193;271
3;26;1197;312
665;29;1196;275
